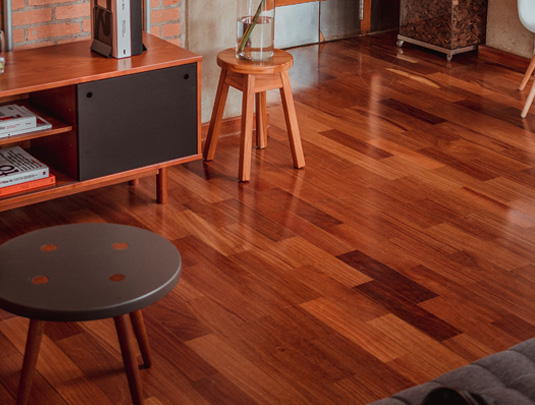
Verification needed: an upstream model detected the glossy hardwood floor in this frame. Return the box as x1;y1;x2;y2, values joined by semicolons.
1;32;535;404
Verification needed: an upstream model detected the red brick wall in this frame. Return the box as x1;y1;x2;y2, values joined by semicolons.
0;0;183;50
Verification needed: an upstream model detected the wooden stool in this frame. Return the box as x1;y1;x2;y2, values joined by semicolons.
203;48;306;182
0;223;182;405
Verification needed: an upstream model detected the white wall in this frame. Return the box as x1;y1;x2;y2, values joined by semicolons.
486;0;534;59
186;0;243;123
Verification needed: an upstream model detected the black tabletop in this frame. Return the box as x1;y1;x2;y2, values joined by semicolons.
0;223;182;321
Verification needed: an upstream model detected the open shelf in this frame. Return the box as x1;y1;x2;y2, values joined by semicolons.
0;113;73;147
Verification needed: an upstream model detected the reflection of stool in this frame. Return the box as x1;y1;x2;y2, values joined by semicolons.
0;223;182;405
203;48;306;182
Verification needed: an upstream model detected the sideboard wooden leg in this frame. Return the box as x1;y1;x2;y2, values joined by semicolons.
156;167;168;204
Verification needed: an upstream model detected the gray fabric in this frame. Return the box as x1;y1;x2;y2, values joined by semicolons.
371;338;535;405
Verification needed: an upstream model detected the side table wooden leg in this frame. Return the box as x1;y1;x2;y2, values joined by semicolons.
114;315;144;405
204;70;230;161
255;92;268;149
130;310;152;368
279;71;305;169
17;319;46;405
239;74;256;182
156;167;168;204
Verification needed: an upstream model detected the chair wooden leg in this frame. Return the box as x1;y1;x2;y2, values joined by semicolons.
255;92;268;149
279;71;305;169
204;70;230;161
17;319;46;405
114;315;144;405
129;310;152;368
521;77;535;118
519;55;535;91
239;74;256;182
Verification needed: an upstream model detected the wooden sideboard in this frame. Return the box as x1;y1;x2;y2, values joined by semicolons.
0;33;202;212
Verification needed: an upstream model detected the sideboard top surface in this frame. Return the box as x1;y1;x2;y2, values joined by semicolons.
0;33;202;98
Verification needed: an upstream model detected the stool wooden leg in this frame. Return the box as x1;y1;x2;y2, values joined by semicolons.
114;315;144;405
17;319;46;405
204;70;230;161
279;71;305;169
130;310;152;368
255;92;268;149
239;74;256;182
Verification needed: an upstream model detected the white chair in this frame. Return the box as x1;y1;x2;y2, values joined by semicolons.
518;0;535;118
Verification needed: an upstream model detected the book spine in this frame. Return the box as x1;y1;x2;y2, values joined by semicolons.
5;106;52;136
0;167;49;188
0;146;50;188
0;116;37;135
0;174;55;197
112;0;131;58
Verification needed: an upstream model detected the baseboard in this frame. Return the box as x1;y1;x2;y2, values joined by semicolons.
201;113;270;141
201;117;242;141
478;45;531;73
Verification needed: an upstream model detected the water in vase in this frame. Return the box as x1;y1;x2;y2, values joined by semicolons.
236;15;274;61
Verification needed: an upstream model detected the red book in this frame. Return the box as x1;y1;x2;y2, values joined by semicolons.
0;174;56;197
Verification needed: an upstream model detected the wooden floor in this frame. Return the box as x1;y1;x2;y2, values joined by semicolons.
1;32;535;404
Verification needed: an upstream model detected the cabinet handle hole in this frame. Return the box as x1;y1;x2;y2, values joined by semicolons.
86;92;93;98
184;74;190;80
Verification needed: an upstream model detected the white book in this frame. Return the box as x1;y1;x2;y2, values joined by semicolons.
5;106;53;137
111;0;131;58
0;105;37;137
0;146;49;188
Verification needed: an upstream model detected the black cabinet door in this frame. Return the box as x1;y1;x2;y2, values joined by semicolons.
77;64;197;181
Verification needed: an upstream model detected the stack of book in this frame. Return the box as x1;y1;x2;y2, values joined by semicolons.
0;104;52;139
0;146;56;197
0;105;55;197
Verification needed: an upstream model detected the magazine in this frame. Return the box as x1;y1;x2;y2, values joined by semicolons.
0;146;49;188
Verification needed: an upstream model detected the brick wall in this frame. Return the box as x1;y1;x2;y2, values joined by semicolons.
0;0;184;50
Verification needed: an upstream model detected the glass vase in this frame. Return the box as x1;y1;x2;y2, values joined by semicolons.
236;0;275;61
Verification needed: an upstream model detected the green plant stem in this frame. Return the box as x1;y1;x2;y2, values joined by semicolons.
238;0;267;53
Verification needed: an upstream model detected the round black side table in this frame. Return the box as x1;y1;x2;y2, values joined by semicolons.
0;223;182;405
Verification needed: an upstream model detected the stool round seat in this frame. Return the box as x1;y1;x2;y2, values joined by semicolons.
217;48;293;75
0;223;181;322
